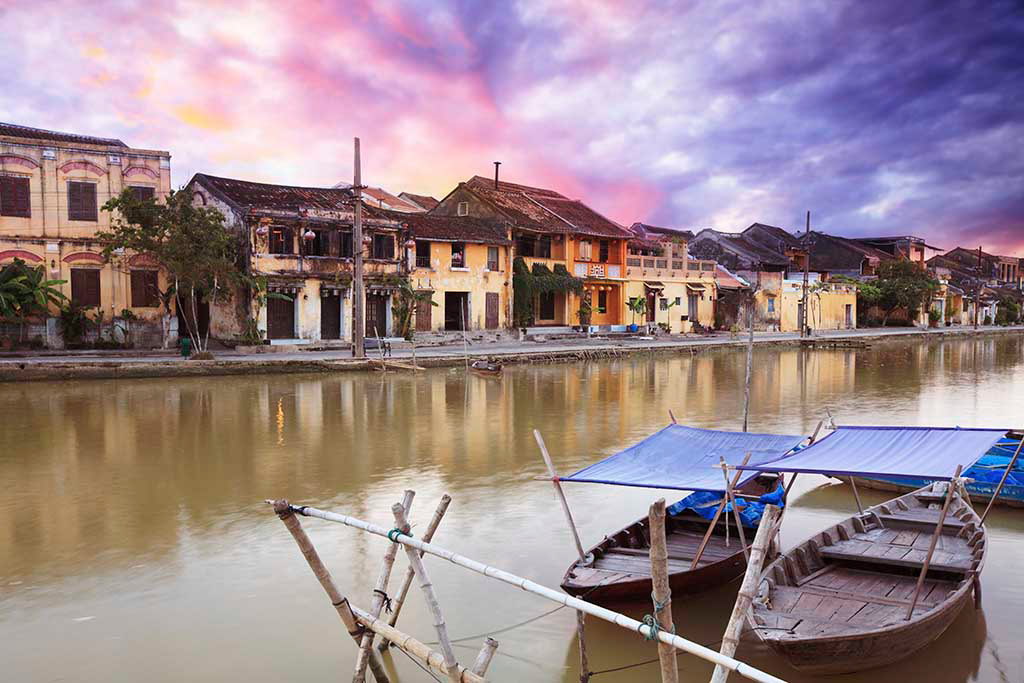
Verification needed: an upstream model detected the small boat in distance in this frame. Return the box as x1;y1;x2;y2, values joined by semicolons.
470;359;502;376
748;481;985;674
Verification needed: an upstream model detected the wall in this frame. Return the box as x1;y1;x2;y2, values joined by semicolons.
409;240;510;331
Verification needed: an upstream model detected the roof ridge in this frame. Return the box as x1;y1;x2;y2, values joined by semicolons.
0;121;128;147
520;192;577;230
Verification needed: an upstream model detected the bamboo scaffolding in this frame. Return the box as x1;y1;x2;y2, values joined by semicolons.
980;434;1023;524
378;494;452;652
905;467;961;619
354;490;414;682
470;638;499;676
648;499;678;683
691;452;753;569
720;458;750;562
710;504;782;683
392;503;462;683
269;501;391;683
285;503;787;683
534;430;587;563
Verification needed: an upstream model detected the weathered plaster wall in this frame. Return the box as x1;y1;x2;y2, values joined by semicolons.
409;240;510;331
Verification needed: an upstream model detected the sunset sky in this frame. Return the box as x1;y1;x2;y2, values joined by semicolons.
2;0;1022;253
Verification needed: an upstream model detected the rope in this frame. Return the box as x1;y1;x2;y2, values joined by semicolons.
373;589;393;614
396;644;444;683
387;527;411;542
588;635;724;677
639;591;675;640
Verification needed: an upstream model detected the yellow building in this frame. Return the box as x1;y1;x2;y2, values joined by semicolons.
0;122;171;346
624;223;718;332
404;213;513;333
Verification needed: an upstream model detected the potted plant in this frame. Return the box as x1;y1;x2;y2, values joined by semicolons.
625;297;646;332
928;308;941;328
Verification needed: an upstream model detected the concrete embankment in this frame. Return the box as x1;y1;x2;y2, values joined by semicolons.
1;326;1021;383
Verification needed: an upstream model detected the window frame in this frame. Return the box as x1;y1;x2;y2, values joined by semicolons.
70;268;101;308
372;233;395;260
415;240;432;269
67;180;98;222
599;240;610;263
0;175;31;218
486;246;499;271
450;242;466;269
457;201;469;216
130;269;160;308
128;185;156;202
269;225;294;255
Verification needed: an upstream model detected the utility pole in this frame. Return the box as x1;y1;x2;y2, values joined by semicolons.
801;210;810;338
974;245;982;330
352;138;366;358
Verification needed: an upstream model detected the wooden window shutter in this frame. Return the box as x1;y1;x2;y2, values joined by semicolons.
71;269;101;307
0;176;31;217
131;270;159;307
68;182;98;221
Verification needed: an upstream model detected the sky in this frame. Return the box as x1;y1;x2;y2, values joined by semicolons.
2;0;1022;254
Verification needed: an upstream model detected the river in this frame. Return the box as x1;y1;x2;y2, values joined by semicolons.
2;334;1022;682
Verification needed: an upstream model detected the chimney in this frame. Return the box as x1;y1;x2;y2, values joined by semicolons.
494;161;501;189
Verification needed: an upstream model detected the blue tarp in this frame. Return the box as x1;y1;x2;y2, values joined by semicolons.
561;425;806;493
739;426;1009;480
666;484;787;527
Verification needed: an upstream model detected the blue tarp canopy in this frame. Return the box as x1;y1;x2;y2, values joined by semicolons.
561;425;806;493
738;426;1009;480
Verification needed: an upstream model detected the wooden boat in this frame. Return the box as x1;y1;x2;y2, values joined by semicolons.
747;481;986;675
561;475;779;601
470;359;502;376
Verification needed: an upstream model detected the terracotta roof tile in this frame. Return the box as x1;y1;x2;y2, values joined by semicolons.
0;121;128;148
379;210;510;245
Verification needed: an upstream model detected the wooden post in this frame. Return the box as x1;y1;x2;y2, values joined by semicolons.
353;490;414;682
800;210;810;338
691;452;753;569
905;466;962;620
809;419;824;444
742;299;754;432
648;499;679;683
461;303;469;370
576;612;590;683
470;638;499;677
668;410;677;424
269;500;391;683
534;429;588;563
720;457;749;562
392;503;462;683
373;325;387;372
353;138;365;358
980;434;1023;524
710;504;781;683
849;476;864;515
379;494;452;651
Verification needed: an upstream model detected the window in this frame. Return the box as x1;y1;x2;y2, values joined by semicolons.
674;297;682;306
0;176;30;217
579;240;592;261
269;226;293;254
451;243;466;268
71;268;101;307
539;291;556;320
688;293;698;318
599;240;610;263
129;186;155;202
486;246;499;271
767;297;776;313
67;181;97;221
515;234;535;257
339;231;353;257
372;234;394;259
416;240;431;268
302;229;326;256
660;298;668;311
539;236;551;258
597;290;607;314
457;201;469;216
130;270;159;307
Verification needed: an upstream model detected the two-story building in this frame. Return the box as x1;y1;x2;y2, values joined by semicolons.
432;174;634;330
0;122;172;345
623;223;717;332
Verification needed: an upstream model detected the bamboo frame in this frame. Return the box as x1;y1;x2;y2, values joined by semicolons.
979;434;1023;524
691;452;753;569
378;494;452;652
849;476;864;515
353;490;414;682
534;429;588;563
269;501;391;683
720;457;750;562
710;504;782;683
905;466;962;620
648;499;679;683
470;638;498;677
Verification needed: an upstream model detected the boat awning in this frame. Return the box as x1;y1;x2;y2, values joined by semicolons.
686;283;706;292
644;281;665;291
562;424;806;493
737;426;1009;480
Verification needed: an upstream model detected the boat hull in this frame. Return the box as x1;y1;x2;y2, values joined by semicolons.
843;475;1024;509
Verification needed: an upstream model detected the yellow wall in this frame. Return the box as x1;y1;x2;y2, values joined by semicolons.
624;238;718;332
769;281;857;332
410;240;511;331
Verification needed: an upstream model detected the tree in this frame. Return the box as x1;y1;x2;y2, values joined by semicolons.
873;261;940;326
100;188;245;352
0;258;66;341
389;276;435;340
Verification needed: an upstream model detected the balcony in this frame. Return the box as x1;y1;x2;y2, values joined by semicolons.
623;258;718;281
574;260;622;279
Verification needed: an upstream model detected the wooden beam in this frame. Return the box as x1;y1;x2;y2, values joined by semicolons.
648;499;679;683
691;452;752;570
905;466;962;620
534;429;587;563
980;434;1023;524
721;457;750;562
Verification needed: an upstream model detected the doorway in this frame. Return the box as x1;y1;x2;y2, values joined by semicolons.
321;294;342;340
485;292;499;329
445;291;469;331
366;292;389;337
415;292;433;332
267;296;295;339
845;304;853;328
176;291;210;340
646;291;656;323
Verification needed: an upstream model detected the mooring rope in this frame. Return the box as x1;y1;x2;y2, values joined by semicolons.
372;589;393;614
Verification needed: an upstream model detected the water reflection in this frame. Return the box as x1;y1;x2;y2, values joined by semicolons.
0;335;1021;682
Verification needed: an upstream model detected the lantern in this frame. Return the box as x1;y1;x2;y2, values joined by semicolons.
302;229;316;241
363;233;373;244
404;238;417;249
255;225;269;236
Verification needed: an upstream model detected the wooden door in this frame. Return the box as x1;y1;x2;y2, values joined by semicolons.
415;292;432;332
485;292;499;329
321;294;341;339
267;296;295;339
366;293;388;337
646;292;656;323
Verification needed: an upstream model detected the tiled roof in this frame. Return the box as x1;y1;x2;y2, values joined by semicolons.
193;173;354;212
0;121;128;148
629;222;695;241
464;175;632;239
690;229;791;267
743;223;802;251
361;187;425;213
381;211;510;245
802;232;893;271
399;192;439;211
716;265;750;290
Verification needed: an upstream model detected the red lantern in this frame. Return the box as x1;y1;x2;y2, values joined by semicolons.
404;238;417;249
302;229;316;241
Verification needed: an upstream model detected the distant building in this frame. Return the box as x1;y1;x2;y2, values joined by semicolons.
855;235;935;265
399;192;439;211
0;122;172;346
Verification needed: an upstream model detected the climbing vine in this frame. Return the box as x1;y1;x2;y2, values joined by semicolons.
512;257;584;327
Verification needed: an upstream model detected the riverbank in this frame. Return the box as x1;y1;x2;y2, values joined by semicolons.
2;324;1022;382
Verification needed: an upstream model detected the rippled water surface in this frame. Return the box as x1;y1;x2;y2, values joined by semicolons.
2;335;1023;682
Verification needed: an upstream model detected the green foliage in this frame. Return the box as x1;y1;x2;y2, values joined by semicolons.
0;258;67;342
996;298;1021;326
100;188;245;350
625;296;647;324
511;257;583;327
59;305;95;346
576;293;592;325
873;261;940;325
390;276;435;340
983;313;992;326
928;308;942;324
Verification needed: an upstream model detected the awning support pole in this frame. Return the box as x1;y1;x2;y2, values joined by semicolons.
691;452;753;570
849;477;864;515
534;429;588;563
905;465;962;620
720;457;750;562
980;435;1024;525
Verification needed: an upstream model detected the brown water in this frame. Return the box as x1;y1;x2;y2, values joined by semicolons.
2;335;1023;683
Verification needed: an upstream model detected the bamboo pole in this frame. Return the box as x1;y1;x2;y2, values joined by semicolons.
534;429;588;563
287;503;786;683
576;612;590;683
354;490;414;682
461;304;469;371
720;457;750;562
373;325;386;373
349;604;486;683
269;501;391;683
691;452;753;570
905;466;962;620
668;410;677;424
980;434;1023;525
470;638;499;677
378;494;452;652
742;299;754;432
849;477;864;515
710;504;782;683
392;503;462;683
648;499;679;683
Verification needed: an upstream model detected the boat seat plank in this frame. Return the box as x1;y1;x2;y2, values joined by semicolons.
791;582;940;610
820;539;972;573
876;512;966;532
